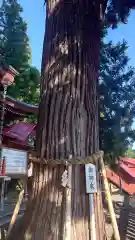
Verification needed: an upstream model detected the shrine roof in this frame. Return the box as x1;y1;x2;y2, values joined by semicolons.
3;122;36;148
4;122;36;141
5;95;38;115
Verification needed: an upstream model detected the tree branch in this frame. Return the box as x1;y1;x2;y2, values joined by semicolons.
102;0;108;14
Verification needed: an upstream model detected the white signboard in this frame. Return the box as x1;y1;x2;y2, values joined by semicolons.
1;147;27;175
85;164;97;193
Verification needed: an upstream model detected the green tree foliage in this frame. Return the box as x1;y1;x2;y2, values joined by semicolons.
0;0;30;69
105;0;135;27
126;148;135;158
100;33;135;162
9;67;40;105
0;0;40;105
99;0;135;163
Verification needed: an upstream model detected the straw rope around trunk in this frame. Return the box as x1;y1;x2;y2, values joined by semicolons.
28;150;120;240
29;151;104;166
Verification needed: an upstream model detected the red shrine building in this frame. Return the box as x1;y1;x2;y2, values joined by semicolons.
0;63;38;180
3;95;38;150
0;62;38;151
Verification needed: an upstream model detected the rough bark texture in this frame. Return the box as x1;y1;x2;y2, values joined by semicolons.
37;0;100;158
8;1;106;239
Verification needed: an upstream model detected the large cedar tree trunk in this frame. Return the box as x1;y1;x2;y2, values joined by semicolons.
8;1;106;239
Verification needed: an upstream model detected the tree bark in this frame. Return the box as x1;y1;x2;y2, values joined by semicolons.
8;1;106;239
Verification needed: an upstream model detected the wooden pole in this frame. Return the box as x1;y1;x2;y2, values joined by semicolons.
23;177;28;201
0;178;5;211
100;156;120;240
89;194;96;240
1;228;6;240
7;189;24;238
64;165;72;240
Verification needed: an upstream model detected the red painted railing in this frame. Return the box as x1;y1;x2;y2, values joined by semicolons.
106;167;135;195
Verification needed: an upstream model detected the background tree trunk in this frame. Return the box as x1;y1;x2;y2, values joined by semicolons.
8;1;106;239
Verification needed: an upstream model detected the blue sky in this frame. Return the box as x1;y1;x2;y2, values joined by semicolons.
19;1;135;70
19;0;45;70
107;11;135;68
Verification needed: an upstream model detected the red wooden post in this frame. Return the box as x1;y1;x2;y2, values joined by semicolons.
1;157;6;176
